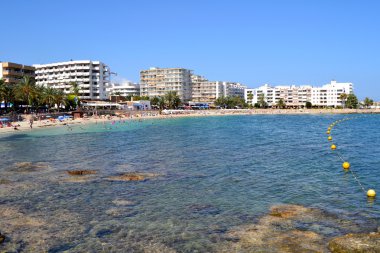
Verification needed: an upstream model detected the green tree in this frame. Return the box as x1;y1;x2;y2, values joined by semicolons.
276;98;286;109
34;84;48;112
346;94;358;109
363;97;374;108
258;93;267;108
0;79;15;113
53;89;66;112
43;87;58;112
215;96;227;108
14;76;37;113
69;81;81;109
339;93;348;108
305;101;312;109
164;91;181;109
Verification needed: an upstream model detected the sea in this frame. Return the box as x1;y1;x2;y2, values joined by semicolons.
0;114;379;252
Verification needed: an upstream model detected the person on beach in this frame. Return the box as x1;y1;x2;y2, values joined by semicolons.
29;118;34;129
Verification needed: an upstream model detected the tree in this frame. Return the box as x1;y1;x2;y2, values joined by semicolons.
43;87;57;112
258;93;267;108
14;76;37;113
346;94;358;109
363;97;374;108
276;98;286;109
150;96;160;106
339;93;348;108
53;89;66;112
305;101;312;109
0;79;14;113
164;91;181;109
69;81;80;97
215;96;227;108
69;81;81;109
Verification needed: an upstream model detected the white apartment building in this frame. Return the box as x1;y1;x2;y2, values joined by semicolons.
191;75;246;103
140;67;192;101
191;75;224;102
106;81;140;98
223;82;247;98
311;81;353;107
34;60;110;100
245;81;353;108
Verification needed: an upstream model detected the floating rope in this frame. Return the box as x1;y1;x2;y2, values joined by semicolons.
327;116;375;198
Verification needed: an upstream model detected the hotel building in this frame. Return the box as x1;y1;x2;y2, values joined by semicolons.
0;62;35;85
140;67;192;101
311;81;353;107
106;81;140;98
191;75;223;102
34;60;110;100
245;81;353;108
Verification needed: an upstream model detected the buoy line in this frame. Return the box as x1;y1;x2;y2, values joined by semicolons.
327;116;376;198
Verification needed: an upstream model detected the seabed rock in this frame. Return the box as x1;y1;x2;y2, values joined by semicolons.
220;204;374;253
0;232;5;244
107;172;159;182
12;161;50;172
328;232;380;253
66;170;97;176
0;178;11;184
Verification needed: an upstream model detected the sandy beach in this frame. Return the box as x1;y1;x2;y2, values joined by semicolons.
1;108;379;135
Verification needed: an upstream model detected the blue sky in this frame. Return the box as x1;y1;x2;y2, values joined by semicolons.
2;0;380;100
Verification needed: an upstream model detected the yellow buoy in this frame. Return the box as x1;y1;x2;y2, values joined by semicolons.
342;162;350;170
326;131;330;134
367;189;376;197
328;136;332;141
328;127;331;131
331;144;336;150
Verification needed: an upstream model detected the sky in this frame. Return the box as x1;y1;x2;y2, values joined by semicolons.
1;0;380;100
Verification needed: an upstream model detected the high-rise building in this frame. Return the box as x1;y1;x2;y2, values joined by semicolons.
34;60;110;100
191;75;224;102
140;67;193;101
245;81;353;108
0;62;35;85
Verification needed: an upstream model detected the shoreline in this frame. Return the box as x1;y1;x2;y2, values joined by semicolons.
1;108;379;135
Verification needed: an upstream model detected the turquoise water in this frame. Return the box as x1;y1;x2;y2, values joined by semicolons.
1;115;380;252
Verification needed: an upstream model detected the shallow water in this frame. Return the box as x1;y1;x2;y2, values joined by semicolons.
0;114;380;252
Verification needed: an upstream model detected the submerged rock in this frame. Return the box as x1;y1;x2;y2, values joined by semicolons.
107;172;158;182
0;178;11;184
66;170;97;176
269;204;311;219
112;199;135;206
328;232;380;253
0;232;5;244
12;161;50;172
220;204;373;253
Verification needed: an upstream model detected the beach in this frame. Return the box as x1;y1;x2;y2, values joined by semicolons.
1;108;379;135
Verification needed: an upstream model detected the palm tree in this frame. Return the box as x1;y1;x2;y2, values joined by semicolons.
34;84;47;113
276;98;286;109
69;81;81;109
363;97;374;108
258;93;267;108
43;87;57;112
164;91;181;109
14;76;37;113
339;93;348;108
69;81;80;97
53;89;66;112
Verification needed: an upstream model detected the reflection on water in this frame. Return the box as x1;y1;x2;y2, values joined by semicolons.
0;115;380;252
